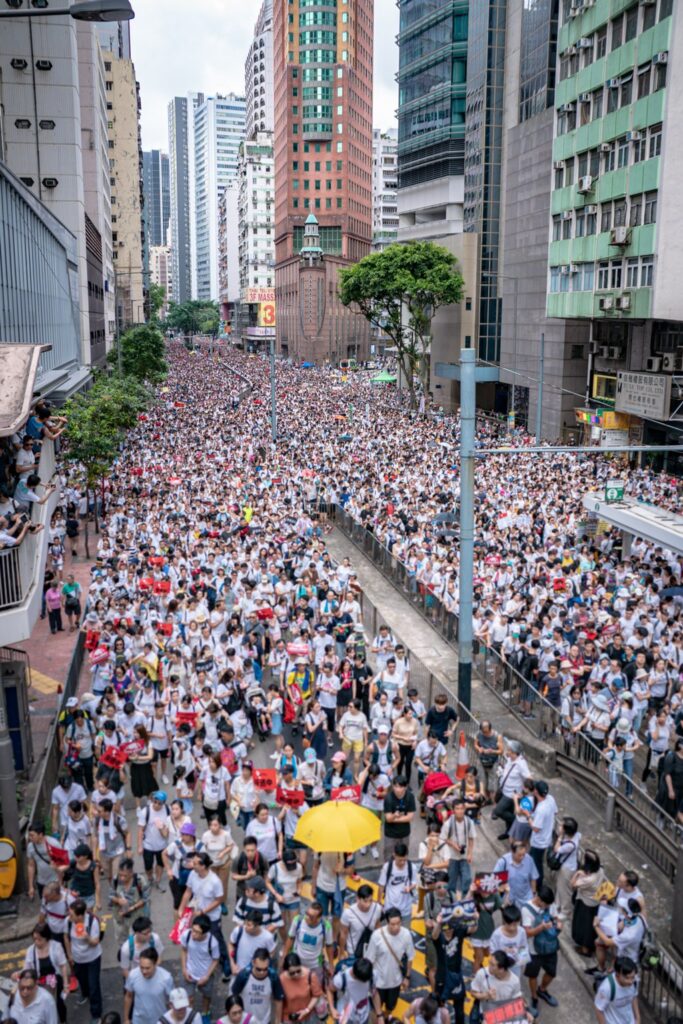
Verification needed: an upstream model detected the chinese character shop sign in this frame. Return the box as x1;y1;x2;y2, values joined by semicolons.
615;371;671;419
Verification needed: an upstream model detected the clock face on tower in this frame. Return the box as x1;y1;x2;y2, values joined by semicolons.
299;267;326;340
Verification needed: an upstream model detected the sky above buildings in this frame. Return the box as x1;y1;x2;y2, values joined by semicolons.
133;0;399;151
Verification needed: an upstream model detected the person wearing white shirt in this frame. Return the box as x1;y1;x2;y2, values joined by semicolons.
365;909;414;1017
528;781;558;886
593;955;640;1024
491;742;531;840
179;914;221;1015
7;970;58;1024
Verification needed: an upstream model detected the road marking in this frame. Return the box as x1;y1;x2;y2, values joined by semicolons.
29;669;62;695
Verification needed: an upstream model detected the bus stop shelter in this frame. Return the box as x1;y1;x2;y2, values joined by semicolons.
582;492;683;557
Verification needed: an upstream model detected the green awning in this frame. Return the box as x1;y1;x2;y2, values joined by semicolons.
370;371;397;383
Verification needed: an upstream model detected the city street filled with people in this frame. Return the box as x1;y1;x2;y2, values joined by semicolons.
5;341;680;1024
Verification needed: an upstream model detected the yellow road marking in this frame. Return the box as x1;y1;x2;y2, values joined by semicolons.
30;669;62;695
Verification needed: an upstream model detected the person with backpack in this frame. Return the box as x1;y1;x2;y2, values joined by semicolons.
94;797;131;883
162;822;204;911
549;816;581;920
136;791;171;891
179;914;221;1024
279;951;324;1024
358;762;392;860
118;916;164;979
64;898;103;1023
59;842;100;912
110;858;151;945
339;883;381;960
123;947;174;1024
234;876;284;934
521;883;563;1015
329;956;375;1024
378;842;417;926
282;900;334;981
162;987;203;1024
366;907;415;1022
230;950;284;1024
178;851;232;982
229;909;277;973
593;955;639;1024
440;799;475;898
65;709;97;792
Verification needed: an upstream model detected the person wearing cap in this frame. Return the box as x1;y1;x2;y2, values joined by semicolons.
298;747;326;806
490;742;531;842
234;876;284;934
572;694;612;759
136;791;171;892
323;750;353;796
162;822;204;911
165;986;203;1024
363;722;399;782
179;914;221;1023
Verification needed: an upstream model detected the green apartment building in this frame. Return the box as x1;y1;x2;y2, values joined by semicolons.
547;0;681;441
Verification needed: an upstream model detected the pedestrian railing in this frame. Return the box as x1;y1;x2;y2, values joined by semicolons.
328;504;683;875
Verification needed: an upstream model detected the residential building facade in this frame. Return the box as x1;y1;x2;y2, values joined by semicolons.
246;0;275;138
193;93;246;300
547;0;678;448
103;49;145;328
218;179;241;320
272;0;375;363
149;244;172;316
237;134;275;298
142;149;170;248
371;127;398;250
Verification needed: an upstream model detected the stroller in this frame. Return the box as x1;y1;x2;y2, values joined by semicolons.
244;684;271;740
423;770;455;828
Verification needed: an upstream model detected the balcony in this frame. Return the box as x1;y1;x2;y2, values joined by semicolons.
0;439;60;644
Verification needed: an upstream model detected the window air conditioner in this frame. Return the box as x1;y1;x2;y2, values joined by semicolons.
607;78;620;89
662;352;678;371
627;131;641;142
654;52;668;65
585;205;598;215
608;346;622;359
561;265;571;275
599;345;612;357
600;143;612;153
553;160;565;170
610;226;630;246
578;176;594;193
563;210;573;220
589;340;600;355
646;356;662;372
577;39;592;49
570;264;580;274
579;92;592;103
599;297;614;311
616;293;631;311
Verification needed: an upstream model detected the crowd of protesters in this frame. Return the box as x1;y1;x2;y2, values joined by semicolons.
6;342;668;1024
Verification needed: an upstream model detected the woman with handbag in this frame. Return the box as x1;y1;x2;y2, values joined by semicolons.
570;849;608;955
469;950;523;1022
17;924;70;1023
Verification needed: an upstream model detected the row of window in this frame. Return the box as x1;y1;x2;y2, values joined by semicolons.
559;0;672;57
557;63;666;135
292;197;344;212
554;124;661;188
549;255;654;293
292;159;344;172
552;190;657;241
292;178;344;190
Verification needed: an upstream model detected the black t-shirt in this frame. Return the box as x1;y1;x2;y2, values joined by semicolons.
425;706;458;740
353;664;373;688
437;920;470;975
383;788;416;838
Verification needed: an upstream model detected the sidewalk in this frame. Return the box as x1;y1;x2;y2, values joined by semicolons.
325;527;675;979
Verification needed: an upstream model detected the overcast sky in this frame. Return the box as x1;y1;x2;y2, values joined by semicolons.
131;0;399;152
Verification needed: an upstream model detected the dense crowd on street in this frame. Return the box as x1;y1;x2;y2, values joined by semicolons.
5;342;676;1024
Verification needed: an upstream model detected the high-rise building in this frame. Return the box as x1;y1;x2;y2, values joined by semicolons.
168;93;202;304
546;0;678;447
238;134;276;297
246;0;275;138
77;23;115;359
97;21;131;59
103;49;145;328
193;93;246;300
272;0;375;363
142;150;170;249
397;2;478;407
372;128;398;251
218;181;241;317
149;245;173;316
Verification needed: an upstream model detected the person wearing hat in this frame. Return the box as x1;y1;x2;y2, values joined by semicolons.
323;750;353;796
136;791;171;892
162;822;204;911
165;986;203;1024
298;747;326;806
572;694;612;759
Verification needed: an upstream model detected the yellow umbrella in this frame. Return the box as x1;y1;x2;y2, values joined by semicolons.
293;800;381;852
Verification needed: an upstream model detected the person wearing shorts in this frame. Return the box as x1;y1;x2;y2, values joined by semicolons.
136;791;170;890
180;914;220;1017
338;699;369;777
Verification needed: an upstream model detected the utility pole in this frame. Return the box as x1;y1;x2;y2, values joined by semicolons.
458;346;475;711
0;692;21;889
270;338;277;442
535;331;545;444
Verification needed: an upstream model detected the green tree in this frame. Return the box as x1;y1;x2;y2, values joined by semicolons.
164;299;220;337
339;241;465;407
63;376;149;555
148;283;166;322
110;324;167;382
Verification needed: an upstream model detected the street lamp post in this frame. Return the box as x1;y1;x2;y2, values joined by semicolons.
270;338;277;443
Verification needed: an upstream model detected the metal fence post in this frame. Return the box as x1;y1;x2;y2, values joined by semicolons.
605;792;616;832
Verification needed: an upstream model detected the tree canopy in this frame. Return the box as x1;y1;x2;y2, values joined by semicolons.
339;241;464;405
110;323;167;382
164;299;220;336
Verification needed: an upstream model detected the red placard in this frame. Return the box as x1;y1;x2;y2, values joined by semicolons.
120;739;146;758
276;785;306;807
157;623;173;637
89;645;110;667
253;768;278;792
175;711;198;727
99;746;127;769
153;580;171;594
45;840;70;867
484;998;528;1024
168;477;181;486
148;556;165;567
256;607;274;620
139;577;154;591
331;785;361;803
472;870;509;895
286;643;310;659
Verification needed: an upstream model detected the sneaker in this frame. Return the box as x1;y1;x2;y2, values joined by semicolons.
527;1006;539;1020
155;880;166;892
162;774;169;785
537;990;558;1007
371;846;379;859
497;832;510;841
222;974;232;984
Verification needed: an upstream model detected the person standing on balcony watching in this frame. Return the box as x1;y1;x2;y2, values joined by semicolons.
14;472;57;515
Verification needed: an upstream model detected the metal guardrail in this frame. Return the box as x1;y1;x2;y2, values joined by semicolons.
328;503;683;878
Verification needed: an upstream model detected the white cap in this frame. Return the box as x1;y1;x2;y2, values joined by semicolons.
66;697;78;708
377;724;390;735
169;989;190;1009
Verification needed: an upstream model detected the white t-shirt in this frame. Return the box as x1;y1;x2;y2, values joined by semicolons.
340;901;381;955
340;710;368;742
51;782;87;827
137;805;170;852
229;925;276;971
181;930;221;980
489;925;530;974
268;859;303;903
470;966;522;1005
530;795;558;849
366;926;414;988
378;859;415;917
68;913;101;964
594;975;639;1024
185;869;224;922
245;815;281;863
118;932;164;970
332;968;372;1024
317;674;341;709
